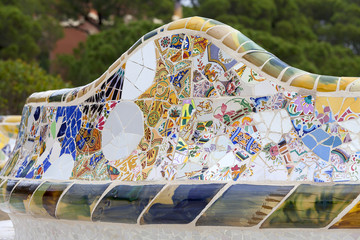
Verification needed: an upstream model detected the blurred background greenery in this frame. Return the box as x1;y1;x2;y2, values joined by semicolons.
1;0;360;114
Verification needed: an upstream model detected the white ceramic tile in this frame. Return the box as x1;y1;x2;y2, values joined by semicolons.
102;102;144;161
101;128;113;146
339;119;360;133
42;153;73;180
128;48;143;65
124;61;142;84
134;67;155;92
268;132;282;143
270;112;282;132
142;41;156;70
254;81;277;96
124;113;144;135
121;78;142;100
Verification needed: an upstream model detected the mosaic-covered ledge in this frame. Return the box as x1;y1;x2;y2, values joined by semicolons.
1;178;360;229
3;16;360;237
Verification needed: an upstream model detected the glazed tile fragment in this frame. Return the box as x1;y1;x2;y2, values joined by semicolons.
29;181;70;218
196;184;293;227
92;184;164;223
56;183;110;221
9;180;42;213
261;184;360;228
140;184;225;224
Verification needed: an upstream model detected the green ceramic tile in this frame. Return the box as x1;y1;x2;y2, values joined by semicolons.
9;180;42;213
29;181;70;218
197;184;293;227
56;183;110;221
261;184;360;228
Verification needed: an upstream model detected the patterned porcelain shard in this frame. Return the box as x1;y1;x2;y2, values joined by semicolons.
2;17;360;239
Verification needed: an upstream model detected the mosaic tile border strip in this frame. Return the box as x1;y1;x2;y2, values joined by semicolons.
2;177;360;229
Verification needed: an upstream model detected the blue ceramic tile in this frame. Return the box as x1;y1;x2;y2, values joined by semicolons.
323;136;334;146
141;184;225;224
313;145;331;161
311;129;329;142
333;136;342;148
92;184;164;223
302;135;317;150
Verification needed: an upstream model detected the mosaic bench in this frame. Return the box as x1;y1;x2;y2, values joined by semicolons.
0;116;20;170
1;17;360;239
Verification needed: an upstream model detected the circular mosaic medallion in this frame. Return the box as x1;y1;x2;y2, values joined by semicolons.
102;102;144;161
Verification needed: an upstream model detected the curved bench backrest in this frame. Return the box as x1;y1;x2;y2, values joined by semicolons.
2;16;360;184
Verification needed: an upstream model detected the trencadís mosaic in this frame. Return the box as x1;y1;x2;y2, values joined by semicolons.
2;17;360;235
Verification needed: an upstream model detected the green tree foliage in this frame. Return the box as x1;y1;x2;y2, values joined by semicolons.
0;6;41;61
0;1;63;70
54;20;161;86
55;0;174;26
0;60;71;114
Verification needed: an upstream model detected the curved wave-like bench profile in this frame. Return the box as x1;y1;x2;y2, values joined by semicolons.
2;17;360;239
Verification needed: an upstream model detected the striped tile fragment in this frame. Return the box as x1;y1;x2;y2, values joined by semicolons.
196;184;293;227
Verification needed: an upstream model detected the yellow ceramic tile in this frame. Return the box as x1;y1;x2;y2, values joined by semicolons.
206;26;233;40
315;96;328;114
280;67;306;82
330;201;360;229
326;97;344;116
201;19;224;32
222;33;239;50
338;98;360;118
3;116;21;123
185;17;206;31
0;133;9;149
0;125;18;137
167;18;188;31
339;77;358;91
222;31;250;51
350;80;360;92
316;75;339;92
290;74;318;90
